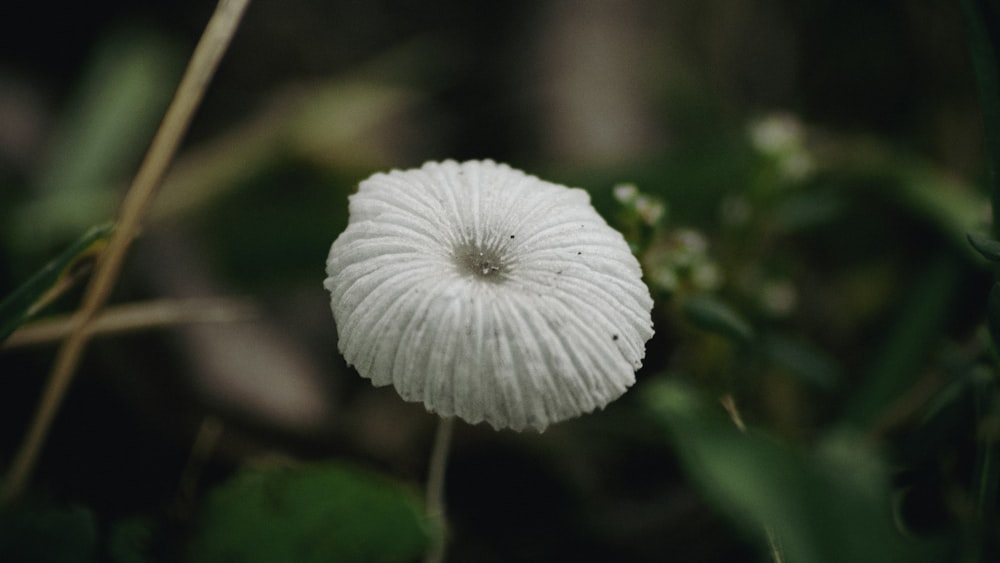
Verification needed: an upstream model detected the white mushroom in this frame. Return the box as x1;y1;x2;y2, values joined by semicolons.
325;160;654;431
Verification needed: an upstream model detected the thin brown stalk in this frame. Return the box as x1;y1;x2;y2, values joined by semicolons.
2;298;257;350
719;393;747;432
175;416;224;513
1;0;251;504
720;394;785;563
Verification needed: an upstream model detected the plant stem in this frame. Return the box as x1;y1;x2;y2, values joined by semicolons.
0;0;251;505
175;416;224;513
2;297;257;350
720;394;785;563
424;416;454;563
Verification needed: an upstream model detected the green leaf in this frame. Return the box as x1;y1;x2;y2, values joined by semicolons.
644;380;939;563
771;189;846;232
0;223;113;344
188;463;433;563
972;366;1000;531
838;251;960;431
761;332;842;390
989;283;1000;356
8;28;180;251
968;232;1000;263
681;294;754;343
108;516;155;563
962;0;1000;238
0;501;98;563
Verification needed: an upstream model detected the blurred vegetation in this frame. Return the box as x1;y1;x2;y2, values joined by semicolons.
1;1;999;561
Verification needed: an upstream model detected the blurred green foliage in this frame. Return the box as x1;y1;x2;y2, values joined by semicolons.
5;31;180;256
644;380;943;563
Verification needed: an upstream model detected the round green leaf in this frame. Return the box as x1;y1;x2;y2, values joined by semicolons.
189;463;433;563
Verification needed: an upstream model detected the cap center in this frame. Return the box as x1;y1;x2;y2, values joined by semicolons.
453;241;508;281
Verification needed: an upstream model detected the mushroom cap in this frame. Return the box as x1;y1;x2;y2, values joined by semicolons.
325;160;654;431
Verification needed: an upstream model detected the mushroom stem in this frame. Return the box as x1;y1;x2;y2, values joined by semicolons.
424;416;454;563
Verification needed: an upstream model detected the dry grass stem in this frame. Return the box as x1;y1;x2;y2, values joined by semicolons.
2;298;257;350
720;393;785;563
176;416;225;511
1;0;251;504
